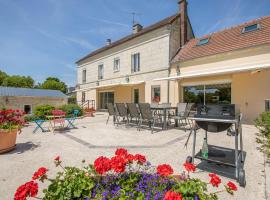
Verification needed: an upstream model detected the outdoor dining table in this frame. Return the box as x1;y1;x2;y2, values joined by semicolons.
150;106;177;129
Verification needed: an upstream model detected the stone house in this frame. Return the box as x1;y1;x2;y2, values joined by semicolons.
0;86;68;114
76;0;270;123
76;0;194;110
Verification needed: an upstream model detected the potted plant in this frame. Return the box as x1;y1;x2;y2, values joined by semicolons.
0;109;25;153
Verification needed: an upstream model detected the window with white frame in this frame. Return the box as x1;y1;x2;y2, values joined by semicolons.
131;53;140;73
98;64;104;80
82;69;86;83
114;58;120;72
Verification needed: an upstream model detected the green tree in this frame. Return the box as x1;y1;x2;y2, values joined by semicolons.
39;77;67;93
2;75;34;88
0;70;8;85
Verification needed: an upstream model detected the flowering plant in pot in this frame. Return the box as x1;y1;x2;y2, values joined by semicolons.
14;148;238;200
0;108;25;153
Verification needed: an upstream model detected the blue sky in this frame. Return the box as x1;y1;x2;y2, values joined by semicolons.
0;0;269;87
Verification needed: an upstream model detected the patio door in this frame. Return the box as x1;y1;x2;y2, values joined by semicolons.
99;92;114;109
183;83;231;104
133;89;139;103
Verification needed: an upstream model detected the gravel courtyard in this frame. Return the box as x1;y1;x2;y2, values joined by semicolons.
0;113;269;200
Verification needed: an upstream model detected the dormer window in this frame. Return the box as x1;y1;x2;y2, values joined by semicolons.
196;37;210;46
242;24;260;33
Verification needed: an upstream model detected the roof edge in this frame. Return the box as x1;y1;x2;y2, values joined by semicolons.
75;13;180;64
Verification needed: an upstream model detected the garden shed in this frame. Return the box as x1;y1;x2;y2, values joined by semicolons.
0;86;68;114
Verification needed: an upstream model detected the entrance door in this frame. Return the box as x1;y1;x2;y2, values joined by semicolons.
133;89;139;103
99;92;114;109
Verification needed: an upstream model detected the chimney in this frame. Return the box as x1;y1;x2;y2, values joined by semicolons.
106;39;111;45
178;0;188;46
133;23;143;34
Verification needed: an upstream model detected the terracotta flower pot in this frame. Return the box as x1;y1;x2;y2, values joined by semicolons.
0;128;18;154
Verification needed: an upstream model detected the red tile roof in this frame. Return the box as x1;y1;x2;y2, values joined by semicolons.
76;13;180;64
172;15;270;63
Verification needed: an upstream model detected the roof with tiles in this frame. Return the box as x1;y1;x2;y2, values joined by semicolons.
76;13;180;64
0;86;67;98
171;15;270;63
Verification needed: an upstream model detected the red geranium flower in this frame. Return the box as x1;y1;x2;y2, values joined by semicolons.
32;167;48;180
94;156;111;175
111;155;127;173
164;191;183;200
126;154;135;162
14;180;38;200
134;154;146;164
115;148;128;157
209;173;221;187
157;164;174;177
227;181;237;191
54;156;60;161
183;162;196;172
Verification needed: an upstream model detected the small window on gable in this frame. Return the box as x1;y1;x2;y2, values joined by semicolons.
242;24;260;33
196;38;210;46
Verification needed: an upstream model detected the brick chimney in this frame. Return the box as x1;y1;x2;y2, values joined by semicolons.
178;0;188;46
133;23;143;34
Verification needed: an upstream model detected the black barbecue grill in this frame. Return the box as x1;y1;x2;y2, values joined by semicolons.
186;104;246;186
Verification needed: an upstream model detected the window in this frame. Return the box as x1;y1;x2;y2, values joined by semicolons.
151;86;160;103
131;53;140;73
24;105;31;114
242;24;260;33
82;92;86;102
196;38;210;46
114;58;120;72
82;69;86;83
98;64;104;80
133;89;139;104
183;83;231;105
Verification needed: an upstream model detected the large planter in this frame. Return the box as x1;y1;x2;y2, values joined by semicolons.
0;128;18;154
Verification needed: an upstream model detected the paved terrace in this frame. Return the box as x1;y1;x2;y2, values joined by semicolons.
0;113;269;200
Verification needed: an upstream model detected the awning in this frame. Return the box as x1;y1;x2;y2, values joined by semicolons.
77;81;145;92
154;62;270;81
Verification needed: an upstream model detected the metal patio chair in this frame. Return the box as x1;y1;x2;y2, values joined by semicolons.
171;103;187;130
115;103;129;125
106;103;116;125
138;103;159;134
127;103;140;126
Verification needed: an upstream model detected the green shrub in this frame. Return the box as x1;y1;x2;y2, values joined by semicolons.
24;115;39;122
255;111;270;158
34;105;55;119
57;104;83;117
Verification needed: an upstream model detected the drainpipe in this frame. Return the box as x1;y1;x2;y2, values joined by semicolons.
167;68;170;103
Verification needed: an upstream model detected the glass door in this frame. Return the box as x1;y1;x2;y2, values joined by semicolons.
99;92;114;109
133;89;139;103
183;83;231;104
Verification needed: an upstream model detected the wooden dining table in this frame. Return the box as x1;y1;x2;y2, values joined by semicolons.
150;106;177;129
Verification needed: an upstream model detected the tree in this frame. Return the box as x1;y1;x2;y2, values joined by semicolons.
2;75;34;88
0;70;8;85
39;77;67;93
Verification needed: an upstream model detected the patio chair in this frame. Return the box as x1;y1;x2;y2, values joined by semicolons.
106;103;116;125
138;103;159;134
171;103;187;130
65;109;79;128
127;103;140;125
115;103;128;125
51;110;66;132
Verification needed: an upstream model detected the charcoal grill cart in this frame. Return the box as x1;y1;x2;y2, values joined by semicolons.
186;104;246;186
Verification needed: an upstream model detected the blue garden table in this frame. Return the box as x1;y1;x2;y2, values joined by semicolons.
33;119;48;133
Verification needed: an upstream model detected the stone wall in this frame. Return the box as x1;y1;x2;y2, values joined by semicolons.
0;96;68;113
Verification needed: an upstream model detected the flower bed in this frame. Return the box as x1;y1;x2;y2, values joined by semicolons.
14;148;237;200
